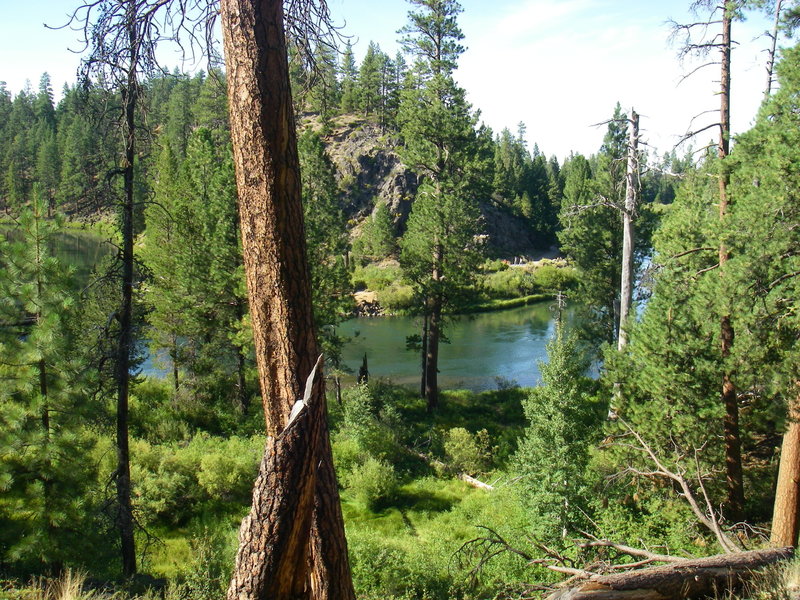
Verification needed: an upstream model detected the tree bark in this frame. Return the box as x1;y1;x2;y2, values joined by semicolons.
771;391;800;547
548;548;793;600
717;3;744;523
420;311;428;399
426;299;441;411
227;358;323;600
219;1;355;598
617;109;638;351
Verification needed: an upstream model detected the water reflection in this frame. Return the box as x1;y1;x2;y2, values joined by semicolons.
338;301;570;391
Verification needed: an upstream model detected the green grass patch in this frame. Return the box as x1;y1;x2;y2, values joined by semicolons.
460;293;552;313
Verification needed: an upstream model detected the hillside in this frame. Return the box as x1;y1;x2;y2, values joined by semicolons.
308;114;546;258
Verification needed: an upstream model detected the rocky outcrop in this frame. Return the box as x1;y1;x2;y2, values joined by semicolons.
321;116;418;231
478;200;541;257
309;114;544;257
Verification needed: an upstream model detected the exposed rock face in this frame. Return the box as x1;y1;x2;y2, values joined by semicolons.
478;200;541;257
322;116;418;231
313;114;543;256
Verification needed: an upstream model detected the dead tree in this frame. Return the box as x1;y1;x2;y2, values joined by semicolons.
617;109;640;351
61;0;174;576
547;547;793;600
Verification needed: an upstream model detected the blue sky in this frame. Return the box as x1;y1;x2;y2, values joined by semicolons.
1;0;782;160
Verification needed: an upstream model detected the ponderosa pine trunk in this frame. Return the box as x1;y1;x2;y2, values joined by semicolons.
718;3;744;523
219;1;354;598
227;358;324;599
771;392;800;547
617;109;639;351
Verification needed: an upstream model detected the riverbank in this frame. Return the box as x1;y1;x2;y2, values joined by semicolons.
351;257;576;318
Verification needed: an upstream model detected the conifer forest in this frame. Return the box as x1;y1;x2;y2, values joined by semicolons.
2;1;800;599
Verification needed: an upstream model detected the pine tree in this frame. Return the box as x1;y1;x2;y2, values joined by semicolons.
726;44;800;542
558;107;628;348
297;129;351;362
357;42;386;118
397;0;485;410
339;41;358;113
143;128;250;412
0;197;98;569
513;324;602;540
307;41;340;125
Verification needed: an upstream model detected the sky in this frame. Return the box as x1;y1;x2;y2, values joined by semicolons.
0;0;784;162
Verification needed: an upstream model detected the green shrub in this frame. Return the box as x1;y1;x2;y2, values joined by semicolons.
132;434;261;525
482;258;509;273
346;456;398;510
482;268;536;298
377;284;415;312
166;527;237;600
197;436;261;500
531;263;578;291
351;263;403;291
443;428;493;475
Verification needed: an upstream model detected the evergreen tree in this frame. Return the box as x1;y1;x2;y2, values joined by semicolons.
399;0;465;77
357;42;386;118
353;201;396;262
192;68;229;138
513;325;603;540
297;128;352;361
558;107;628;348
307;41;340;125
397;0;487;410
142;128;250;413
339;41;358;113
163;74;195;160
726;44;800;538
0;197;99;569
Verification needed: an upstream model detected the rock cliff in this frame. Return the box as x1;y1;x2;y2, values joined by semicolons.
310;114;543;257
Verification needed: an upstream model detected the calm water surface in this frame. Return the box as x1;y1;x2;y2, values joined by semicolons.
338;302;565;391
20;226;568;388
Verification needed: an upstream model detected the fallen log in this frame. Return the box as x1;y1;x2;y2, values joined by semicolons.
547;547;794;600
405;446;494;490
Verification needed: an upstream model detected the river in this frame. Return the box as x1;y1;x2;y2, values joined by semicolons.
338;302;563;391
14;227;566;390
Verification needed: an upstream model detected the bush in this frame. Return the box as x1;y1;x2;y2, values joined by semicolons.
132;434;261;525
482;268;536;298
443;428;493;475
531;263;578;291
351;263;403;291
346;456;398;510
377;284;415;312
197;436;261;500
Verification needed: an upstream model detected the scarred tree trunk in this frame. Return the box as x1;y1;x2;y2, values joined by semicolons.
771;392;800;547
227;359;324;599
718;3;744;522
219;1;355;598
617;109;638;351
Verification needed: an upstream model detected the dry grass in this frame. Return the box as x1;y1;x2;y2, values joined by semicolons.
0;570;162;600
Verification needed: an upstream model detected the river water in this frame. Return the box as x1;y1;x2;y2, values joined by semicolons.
20;227;565;390
338;302;562;391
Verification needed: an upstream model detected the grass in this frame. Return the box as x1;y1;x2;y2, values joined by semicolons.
460;293;552;314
